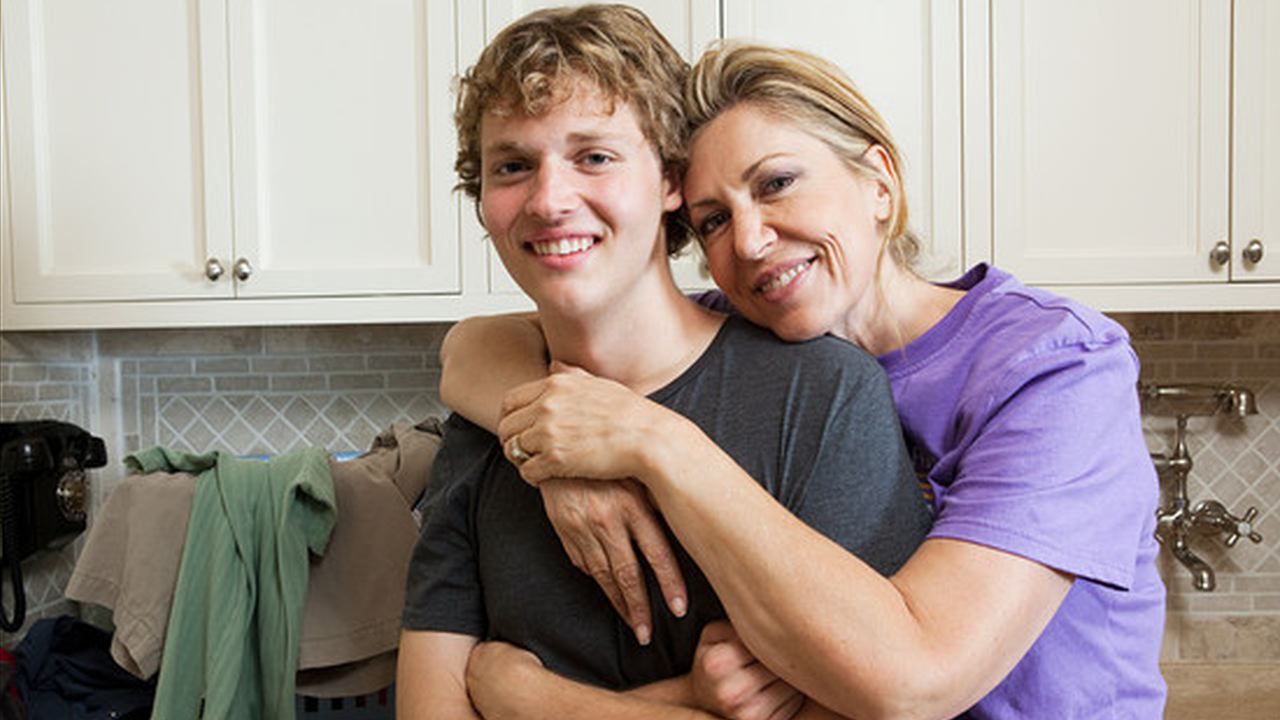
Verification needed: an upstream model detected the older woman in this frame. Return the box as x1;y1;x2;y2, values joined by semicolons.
443;42;1166;720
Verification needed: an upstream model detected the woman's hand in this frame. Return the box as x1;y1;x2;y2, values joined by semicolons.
465;641;544;719
692;622;804;720
540;478;688;645
497;363;676;485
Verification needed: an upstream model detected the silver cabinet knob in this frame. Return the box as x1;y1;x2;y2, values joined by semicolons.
1209;241;1231;267
1242;239;1264;265
205;258;225;281
233;258;253;282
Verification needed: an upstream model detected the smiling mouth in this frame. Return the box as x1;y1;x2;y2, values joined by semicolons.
757;258;815;294
529;236;598;257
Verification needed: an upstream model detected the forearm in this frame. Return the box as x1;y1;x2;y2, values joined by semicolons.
440;313;547;432
478;661;717;720
633;416;1045;720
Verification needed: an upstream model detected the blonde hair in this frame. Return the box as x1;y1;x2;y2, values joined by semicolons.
454;4;693;255
685;42;921;270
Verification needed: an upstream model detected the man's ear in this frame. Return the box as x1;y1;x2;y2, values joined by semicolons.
662;170;683;213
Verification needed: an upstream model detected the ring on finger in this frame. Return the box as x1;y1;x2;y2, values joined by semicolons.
508;435;532;464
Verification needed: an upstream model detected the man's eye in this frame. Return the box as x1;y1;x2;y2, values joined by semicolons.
581;152;614;167
697;211;729;237
493;161;529;176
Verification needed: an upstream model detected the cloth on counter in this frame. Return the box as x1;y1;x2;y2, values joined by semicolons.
65;420;443;699
139;445;336;720
13;616;154;720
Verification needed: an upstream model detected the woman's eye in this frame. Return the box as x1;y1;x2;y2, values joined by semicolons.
697;211;729;237
761;174;795;195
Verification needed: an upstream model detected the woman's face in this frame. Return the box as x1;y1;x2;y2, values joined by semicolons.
684;103;893;342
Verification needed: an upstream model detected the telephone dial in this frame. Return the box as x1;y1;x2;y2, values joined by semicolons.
0;420;106;632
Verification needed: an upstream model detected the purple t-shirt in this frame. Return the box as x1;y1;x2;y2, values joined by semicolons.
698;264;1167;718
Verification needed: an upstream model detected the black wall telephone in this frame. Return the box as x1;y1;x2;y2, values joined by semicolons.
0;420;106;632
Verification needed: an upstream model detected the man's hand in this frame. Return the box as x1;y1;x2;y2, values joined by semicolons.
540;478;688;645
692;622;804;720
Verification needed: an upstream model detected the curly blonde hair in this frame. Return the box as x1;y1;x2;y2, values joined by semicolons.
454;4;693;255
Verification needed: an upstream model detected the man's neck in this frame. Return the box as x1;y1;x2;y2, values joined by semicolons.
540;272;724;396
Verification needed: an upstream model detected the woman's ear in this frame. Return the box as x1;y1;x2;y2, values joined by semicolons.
863;145;899;222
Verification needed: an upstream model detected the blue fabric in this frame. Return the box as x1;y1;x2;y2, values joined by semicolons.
13;615;155;720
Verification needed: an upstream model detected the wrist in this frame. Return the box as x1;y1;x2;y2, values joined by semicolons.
631;410;701;494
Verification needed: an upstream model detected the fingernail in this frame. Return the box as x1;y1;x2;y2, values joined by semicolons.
636;624;651;646
671;597;686;617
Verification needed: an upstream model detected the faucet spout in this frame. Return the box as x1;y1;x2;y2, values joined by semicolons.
1169;533;1215;591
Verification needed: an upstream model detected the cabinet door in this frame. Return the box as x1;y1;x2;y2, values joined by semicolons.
2;0;234;302
1234;0;1280;282
225;0;459;297
989;0;1231;285
722;0;964;282
470;1;720;295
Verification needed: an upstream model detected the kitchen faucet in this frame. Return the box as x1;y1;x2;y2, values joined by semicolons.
1142;383;1263;591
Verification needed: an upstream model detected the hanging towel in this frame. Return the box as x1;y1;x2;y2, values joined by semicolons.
136;446;335;720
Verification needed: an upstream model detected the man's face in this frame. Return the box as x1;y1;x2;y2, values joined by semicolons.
477;86;681;319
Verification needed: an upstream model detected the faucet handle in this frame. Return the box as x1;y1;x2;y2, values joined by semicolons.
1224;506;1263;547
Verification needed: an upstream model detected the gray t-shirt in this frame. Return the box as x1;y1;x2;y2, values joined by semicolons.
402;316;930;689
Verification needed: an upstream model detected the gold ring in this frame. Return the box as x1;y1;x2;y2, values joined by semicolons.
508;436;532;464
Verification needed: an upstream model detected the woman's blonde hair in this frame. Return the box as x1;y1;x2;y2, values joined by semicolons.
685;42;920;270
454;4;693;255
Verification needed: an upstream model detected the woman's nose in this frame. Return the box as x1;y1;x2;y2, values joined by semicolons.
732;206;776;260
526;163;579;220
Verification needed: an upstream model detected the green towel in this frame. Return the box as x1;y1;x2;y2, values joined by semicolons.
140;446;336;720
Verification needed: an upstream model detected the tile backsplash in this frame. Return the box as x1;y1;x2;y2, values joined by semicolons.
2;312;1278;662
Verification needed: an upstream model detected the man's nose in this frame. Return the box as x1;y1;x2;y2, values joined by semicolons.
526;162;579;220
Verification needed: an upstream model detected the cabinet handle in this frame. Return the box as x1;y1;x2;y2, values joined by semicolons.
1242;239;1264;265
204;258;225;281
233;258;254;282
1209;241;1231;267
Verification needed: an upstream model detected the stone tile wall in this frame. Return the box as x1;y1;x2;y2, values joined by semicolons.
1111;312;1280;663
1;313;1278;662
0;324;450;646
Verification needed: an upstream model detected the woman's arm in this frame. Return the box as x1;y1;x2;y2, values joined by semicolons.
439;314;689;639
499;370;1073;720
439;313;548;432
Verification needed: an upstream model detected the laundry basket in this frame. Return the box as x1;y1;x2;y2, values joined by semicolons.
296;686;395;719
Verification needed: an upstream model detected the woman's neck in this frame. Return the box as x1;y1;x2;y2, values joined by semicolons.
836;262;965;357
540;274;724;396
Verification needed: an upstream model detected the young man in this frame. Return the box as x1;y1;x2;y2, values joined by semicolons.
396;6;930;718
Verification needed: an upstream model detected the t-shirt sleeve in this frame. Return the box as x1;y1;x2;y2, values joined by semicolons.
781;350;933;577
930;339;1155;590
401;414;492;635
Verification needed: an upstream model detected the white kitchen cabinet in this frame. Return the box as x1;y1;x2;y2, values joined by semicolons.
3;0;235;303
721;0;964;282
463;0;720;296
2;0;471;328
987;0;1231;285
969;0;1276;309
1234;0;1280;282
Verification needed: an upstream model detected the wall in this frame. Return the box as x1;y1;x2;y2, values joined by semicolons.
1;313;1278;661
0;324;450;646
1111;312;1280;664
